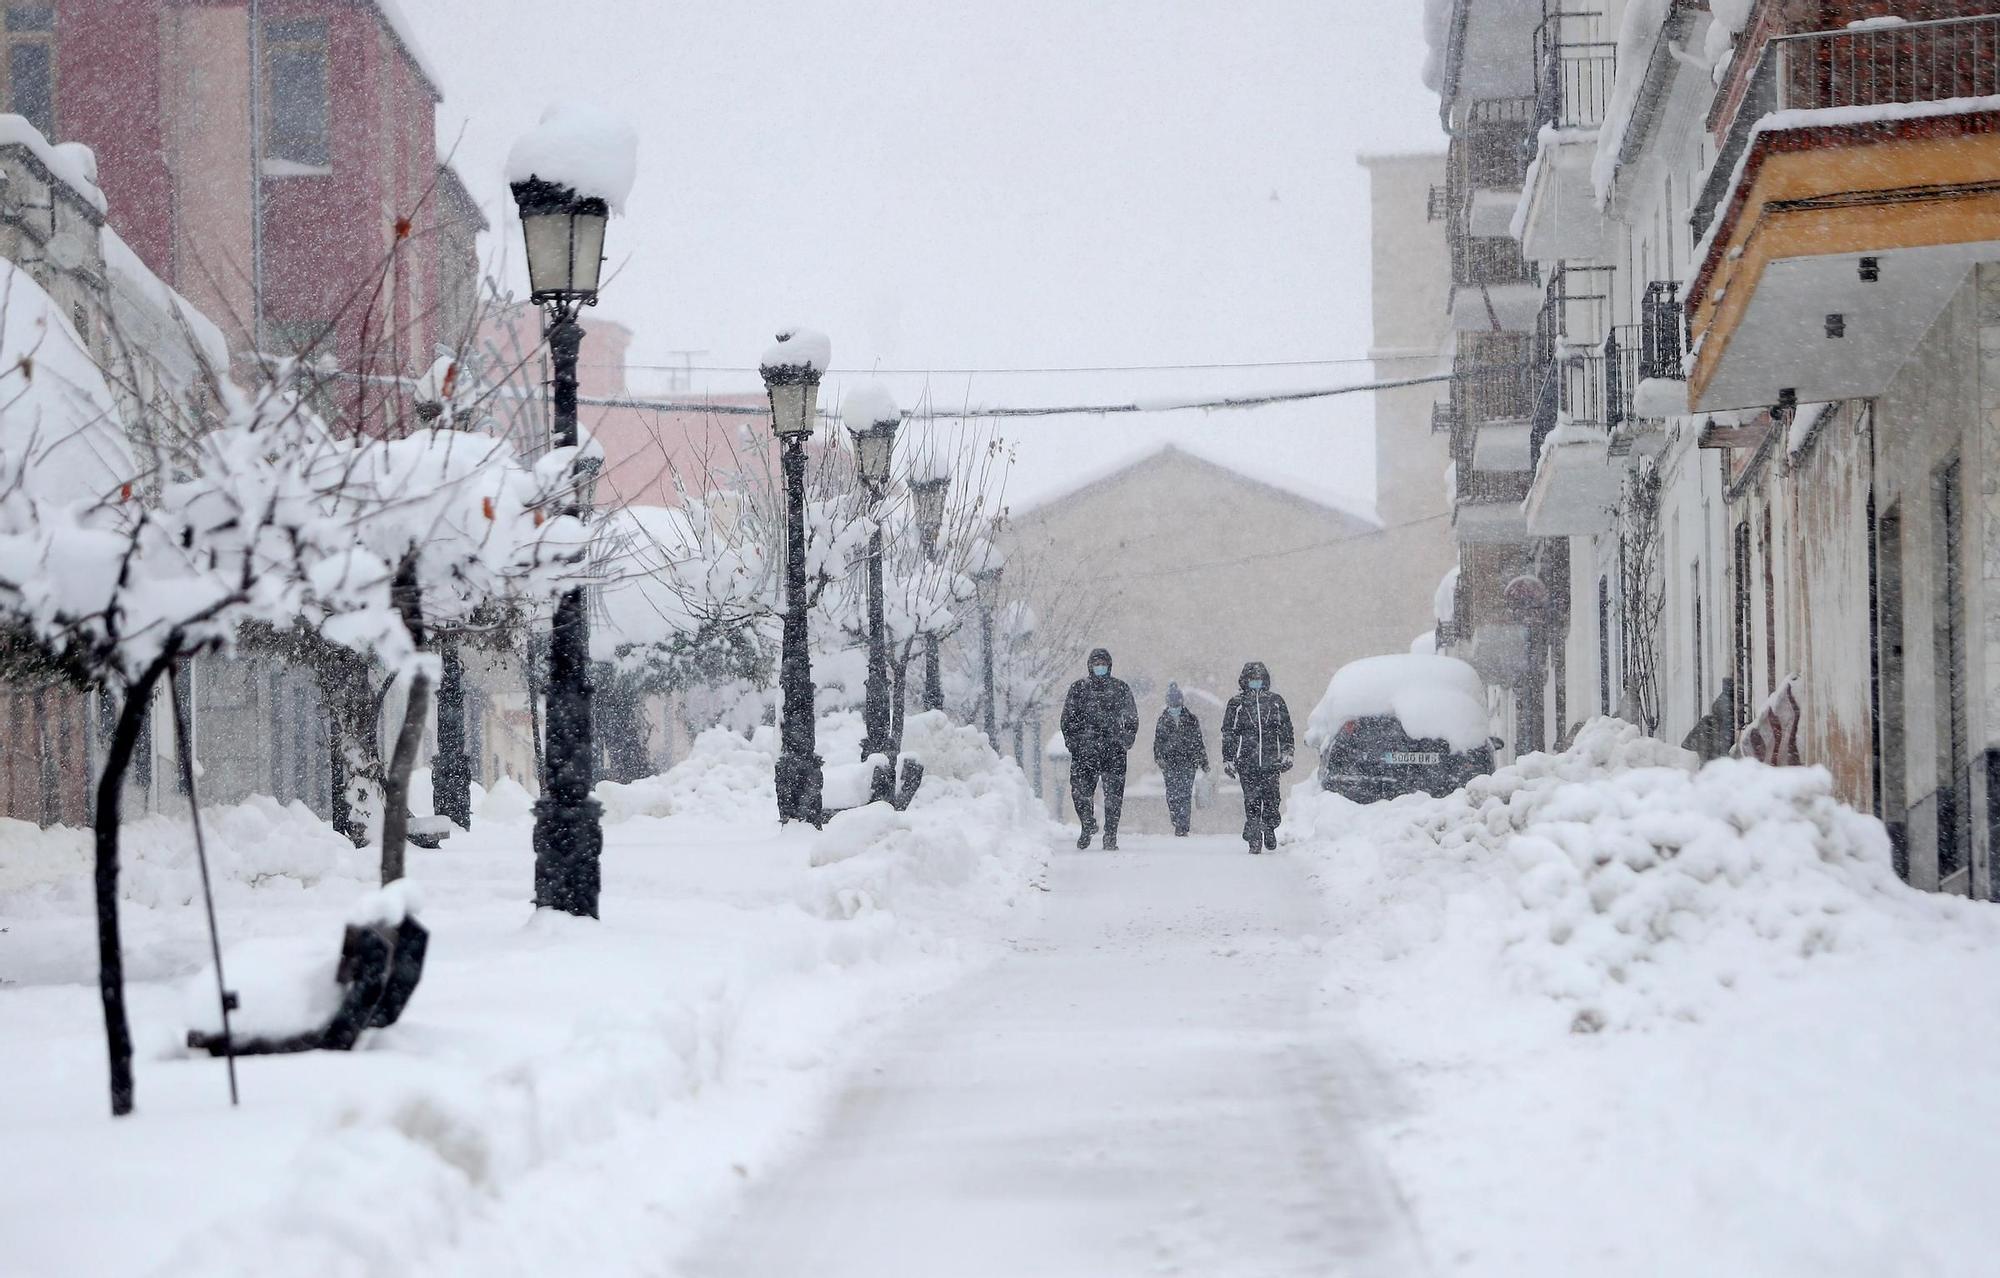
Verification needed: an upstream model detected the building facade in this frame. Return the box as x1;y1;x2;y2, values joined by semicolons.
1427;0;2000;897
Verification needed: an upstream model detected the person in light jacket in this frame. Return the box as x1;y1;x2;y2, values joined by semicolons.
1220;660;1294;854
1152;683;1208;837
1058;647;1139;850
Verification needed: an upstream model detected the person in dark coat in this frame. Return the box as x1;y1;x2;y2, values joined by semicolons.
1152;682;1208;837
1220;660;1295;854
1059;647;1138;849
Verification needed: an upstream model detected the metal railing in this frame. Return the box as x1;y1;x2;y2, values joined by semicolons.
1638;281;1684;384
1535;13;1616;131
1452;233;1539;291
1693;13;2000;241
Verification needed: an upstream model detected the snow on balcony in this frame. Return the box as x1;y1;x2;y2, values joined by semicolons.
1524;423;1618;536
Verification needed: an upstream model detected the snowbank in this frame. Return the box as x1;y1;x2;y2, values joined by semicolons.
1289;719;2000;1272
1290;719;1996;1032
1;706;1052;1276
1305;654;1489;754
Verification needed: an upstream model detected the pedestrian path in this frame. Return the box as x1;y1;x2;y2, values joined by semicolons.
679;834;1428;1277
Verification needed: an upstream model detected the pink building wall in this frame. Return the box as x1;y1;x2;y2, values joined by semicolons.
55;0;454;374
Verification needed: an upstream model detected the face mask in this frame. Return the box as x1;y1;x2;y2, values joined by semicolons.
1093;665;1109;677
1249;680;1264;691
1169;707;1182;717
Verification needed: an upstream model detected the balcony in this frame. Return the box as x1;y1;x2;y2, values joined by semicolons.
1453;467;1534;544
1515;13;1614;263
1452;332;1536;470
1617;282;1685;454
1524;340;1624;536
1687;14;2000;413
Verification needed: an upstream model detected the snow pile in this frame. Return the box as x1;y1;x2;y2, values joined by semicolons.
1290;719;1996;1033
0;795;368;917
803;710;1051;931
505;100;638;211
180;935;343;1041
1305;654;1489;753
642;725;780;824
475;775;536;826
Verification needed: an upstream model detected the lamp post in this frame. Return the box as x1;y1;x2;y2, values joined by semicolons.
511;174;609;918
761;329;831;824
970;538;1005;750
909;450;950;713
844;387;899;802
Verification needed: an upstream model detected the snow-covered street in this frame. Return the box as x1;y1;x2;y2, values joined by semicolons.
685;834;1423;1278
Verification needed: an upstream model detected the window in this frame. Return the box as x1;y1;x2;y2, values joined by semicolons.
263;318;332;358
4;5;55;139
1691;559;1705;720
265;19;329;169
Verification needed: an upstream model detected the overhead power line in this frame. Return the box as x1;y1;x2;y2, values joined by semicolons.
575;369;1455;418
594;352;1445;376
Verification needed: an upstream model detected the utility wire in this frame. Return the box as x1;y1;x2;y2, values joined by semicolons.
569;369;1456;418
594;352;1446;376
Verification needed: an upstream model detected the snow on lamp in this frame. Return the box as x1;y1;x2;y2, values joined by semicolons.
842;383;900;494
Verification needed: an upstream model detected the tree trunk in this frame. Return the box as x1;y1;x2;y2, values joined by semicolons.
891;656;908;747
95;659;170;1117
379;555;429;885
378;671;431;884
433;641;471;828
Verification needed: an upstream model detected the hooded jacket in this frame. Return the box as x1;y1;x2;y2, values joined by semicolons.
1059;648;1139;764
1153;703;1207;774
1221;661;1295;774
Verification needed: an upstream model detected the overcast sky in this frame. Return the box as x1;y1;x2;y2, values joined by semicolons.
404;0;1443;512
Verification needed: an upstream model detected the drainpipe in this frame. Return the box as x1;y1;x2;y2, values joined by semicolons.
247;0;265;355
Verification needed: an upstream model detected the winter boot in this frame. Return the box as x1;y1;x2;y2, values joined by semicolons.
1247;835;1261;854
1076;828;1093;850
1103;833;1119;851
1264;829;1277;851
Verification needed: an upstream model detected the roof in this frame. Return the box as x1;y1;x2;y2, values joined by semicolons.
1005;440;1380;528
369;0;444;104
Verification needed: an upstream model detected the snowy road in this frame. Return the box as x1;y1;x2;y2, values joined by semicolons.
682;834;1428;1278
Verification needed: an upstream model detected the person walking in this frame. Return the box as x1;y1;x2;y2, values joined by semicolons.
1220;660;1294;854
1059;647;1138;850
1152;683;1208;837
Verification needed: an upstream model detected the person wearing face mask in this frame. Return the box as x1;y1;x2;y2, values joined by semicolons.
1152;683;1208;837
1220;660;1295;854
1059;647;1139;849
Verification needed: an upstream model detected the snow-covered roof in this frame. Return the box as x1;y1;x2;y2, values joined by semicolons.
506;102;638;212
369;0;445;103
1005;439;1379;527
101;226;230;373
1306;653;1489;753
0;115;106;215
0;258;132;507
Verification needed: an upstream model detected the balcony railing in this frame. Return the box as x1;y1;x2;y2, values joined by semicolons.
1452;234;1539;292
1532;263;1615;370
1451;96;1537;196
1529;327;1632;459
1536;14;1616;131
1693;13;2000;241
1639;280;1684;383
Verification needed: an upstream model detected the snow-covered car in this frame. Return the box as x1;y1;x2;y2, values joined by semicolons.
1305;654;1497;801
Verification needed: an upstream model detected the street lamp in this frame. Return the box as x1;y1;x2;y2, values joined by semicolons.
908;436;951;713
761;328;831;824
969;537;1005;749
512;173;608;918
844;385;899;802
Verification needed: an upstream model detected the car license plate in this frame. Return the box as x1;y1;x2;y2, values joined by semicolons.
1386;751;1441;765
